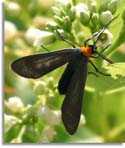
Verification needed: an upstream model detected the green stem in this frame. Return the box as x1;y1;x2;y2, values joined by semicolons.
70;30;80;46
18;125;26;139
106;22;125;57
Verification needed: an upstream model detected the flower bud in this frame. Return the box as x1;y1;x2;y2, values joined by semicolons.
33;81;47;95
55;29;67;39
36;0;53;11
63;16;72;32
5;21;17;43
75;3;89;17
46;93;55;100
68;6;76;22
25;28;42;43
99;0;111;12
57;0;72;11
80;11;90;26
6;2;21;17
91;13;99;26
49;110;61;125
79;114;86;125
37;105;51;119
53;15;63;25
46;21;58;31
41;126;55;142
33;31;55;50
7;97;24;113
87;0;97;13
47;77;54;88
95;29;113;48
100;11;113;26
107;0;118;14
51;6;61;16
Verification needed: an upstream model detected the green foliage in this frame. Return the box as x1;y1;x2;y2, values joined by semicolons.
105;62;125;79
4;0;125;143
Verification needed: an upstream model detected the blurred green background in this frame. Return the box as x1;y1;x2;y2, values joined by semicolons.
4;0;125;143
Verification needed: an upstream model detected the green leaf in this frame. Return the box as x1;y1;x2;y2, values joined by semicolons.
86;62;125;93
104;62;125;79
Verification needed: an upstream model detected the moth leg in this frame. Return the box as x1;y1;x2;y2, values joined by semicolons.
56;29;76;48
88;71;99;77
89;60;110;76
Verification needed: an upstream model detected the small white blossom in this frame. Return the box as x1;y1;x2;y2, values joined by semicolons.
103;29;113;44
87;0;97;13
79;114;86;125
7;96;24;113
75;3;89;17
4;114;19;132
25;28;43;43
37;105;51;119
57;0;72;6
37;105;61;125
49;110;61;125
6;2;21;16
46;93;54;100
33;81;47;95
46;21;58;28
41;126;56;142
5;21;17;43
33;31;54;50
95;29;113;48
100;11;113;26
25;28;55;50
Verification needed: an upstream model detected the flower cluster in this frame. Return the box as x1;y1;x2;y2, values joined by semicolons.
23;0;122;50
46;0;120;48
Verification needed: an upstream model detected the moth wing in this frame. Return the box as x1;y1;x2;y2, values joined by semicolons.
61;56;88;135
11;49;74;79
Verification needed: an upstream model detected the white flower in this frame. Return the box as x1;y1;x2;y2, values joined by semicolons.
95;29;113;48
7;96;24;113
25;28;43;43
100;11;113;26
37;105;61;125
33;81;47;95
79;114;86;125
41;126;56;142
75;3;89;17
49;110;61;125
33;31;55;50
37;105;51;119
57;0;72;6
5;21;17;43
46;21;58;29
6;2;21;17
25;28;55;50
4;114;19;132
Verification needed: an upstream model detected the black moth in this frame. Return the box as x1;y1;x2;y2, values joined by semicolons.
11;16;118;135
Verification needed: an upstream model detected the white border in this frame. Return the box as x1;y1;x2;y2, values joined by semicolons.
1;0;125;147
0;0;3;146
